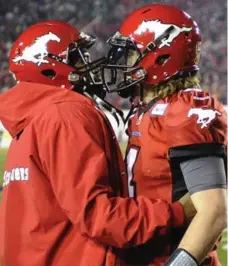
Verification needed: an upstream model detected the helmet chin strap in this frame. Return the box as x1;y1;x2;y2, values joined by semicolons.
123;83;144;124
139;83;144;105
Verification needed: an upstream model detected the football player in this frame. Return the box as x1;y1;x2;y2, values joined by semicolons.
102;4;227;266
0;20;196;265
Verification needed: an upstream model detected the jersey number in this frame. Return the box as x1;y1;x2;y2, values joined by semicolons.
126;147;139;197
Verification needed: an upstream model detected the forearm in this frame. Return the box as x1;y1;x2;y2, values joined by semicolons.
178;210;226;263
79;194;184;248
178;156;227;263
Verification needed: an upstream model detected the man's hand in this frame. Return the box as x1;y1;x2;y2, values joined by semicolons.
178;193;196;224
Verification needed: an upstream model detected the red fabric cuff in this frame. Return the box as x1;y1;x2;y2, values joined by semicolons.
170;202;185;228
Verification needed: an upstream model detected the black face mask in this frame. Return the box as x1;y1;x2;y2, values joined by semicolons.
48;34;106;97
101;35;146;97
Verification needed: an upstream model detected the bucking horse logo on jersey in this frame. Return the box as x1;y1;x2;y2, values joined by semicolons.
13;32;60;66
133;19;192;49
187;108;221;129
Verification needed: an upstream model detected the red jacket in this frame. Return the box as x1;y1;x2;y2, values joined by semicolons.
125;88;227;266
0;82;184;266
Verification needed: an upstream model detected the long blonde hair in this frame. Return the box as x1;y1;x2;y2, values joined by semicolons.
144;75;201;101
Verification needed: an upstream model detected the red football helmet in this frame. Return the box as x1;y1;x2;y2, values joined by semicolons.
102;4;202;97
10;20;104;90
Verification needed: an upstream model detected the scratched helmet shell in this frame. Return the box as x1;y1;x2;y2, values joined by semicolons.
9;20;96;89
102;4;202;94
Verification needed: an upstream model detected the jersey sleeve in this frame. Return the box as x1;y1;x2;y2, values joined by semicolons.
37;102;184;248
164;91;227;148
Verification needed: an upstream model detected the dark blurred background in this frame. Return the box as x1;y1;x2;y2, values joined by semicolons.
0;0;227;107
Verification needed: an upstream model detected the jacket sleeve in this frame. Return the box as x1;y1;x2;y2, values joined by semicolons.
38;103;184;248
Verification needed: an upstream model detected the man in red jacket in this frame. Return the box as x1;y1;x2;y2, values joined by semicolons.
102;4;227;266
0;20;194;266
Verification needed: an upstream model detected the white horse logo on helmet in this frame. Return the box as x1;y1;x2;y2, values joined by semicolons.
13;32;60;66
187;108;221;129
134;20;192;49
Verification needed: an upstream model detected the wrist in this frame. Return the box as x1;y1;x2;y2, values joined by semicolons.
165;248;198;266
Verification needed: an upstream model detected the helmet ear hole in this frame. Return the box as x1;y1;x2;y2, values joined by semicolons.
41;69;56;79
155;54;170;66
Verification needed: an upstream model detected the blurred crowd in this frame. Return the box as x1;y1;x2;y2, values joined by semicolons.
0;0;227;105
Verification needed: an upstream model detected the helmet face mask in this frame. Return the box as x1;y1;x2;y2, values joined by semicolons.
102;32;147;96
65;38;106;88
102;4;202;99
